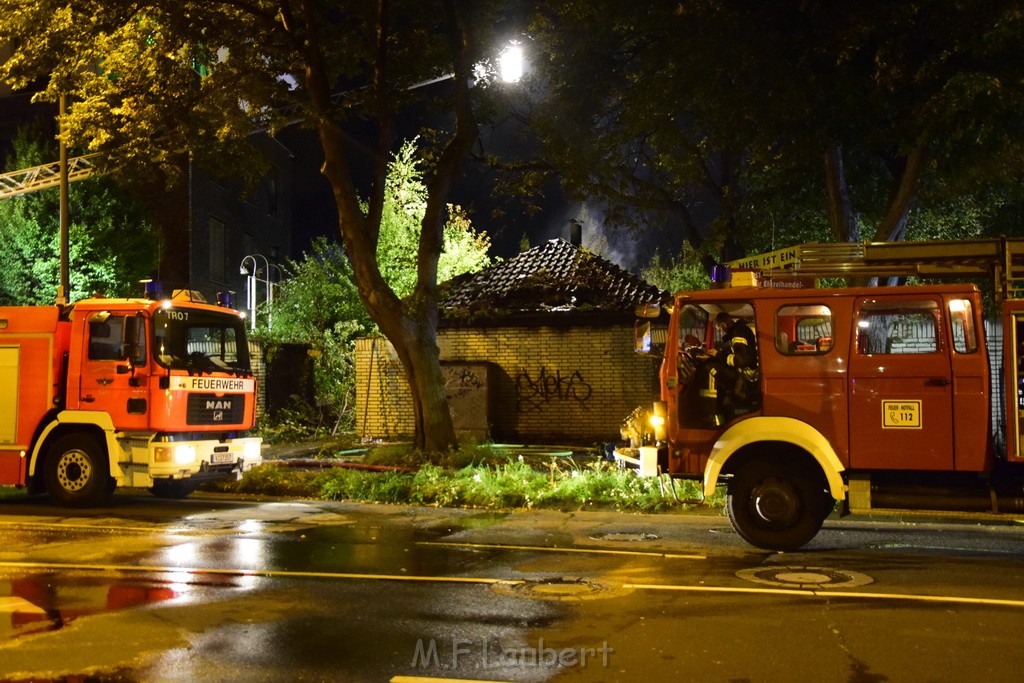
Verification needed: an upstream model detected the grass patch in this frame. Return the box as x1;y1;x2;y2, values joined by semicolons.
218;447;721;513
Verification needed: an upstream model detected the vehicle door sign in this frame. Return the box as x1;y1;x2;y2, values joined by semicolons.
882;400;922;429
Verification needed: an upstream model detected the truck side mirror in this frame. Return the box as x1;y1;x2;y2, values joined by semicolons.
123;313;145;362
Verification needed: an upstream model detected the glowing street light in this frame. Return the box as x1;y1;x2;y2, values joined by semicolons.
498;43;524;83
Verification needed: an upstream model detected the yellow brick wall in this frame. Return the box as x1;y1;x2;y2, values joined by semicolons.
354;325;659;443
354;337;416;440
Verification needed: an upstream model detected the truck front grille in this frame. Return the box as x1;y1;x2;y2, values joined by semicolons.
186;394;246;425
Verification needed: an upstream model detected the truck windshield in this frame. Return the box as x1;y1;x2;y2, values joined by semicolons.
152;308;252;376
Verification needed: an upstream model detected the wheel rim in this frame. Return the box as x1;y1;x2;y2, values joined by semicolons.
56;450;92;493
749;475;801;529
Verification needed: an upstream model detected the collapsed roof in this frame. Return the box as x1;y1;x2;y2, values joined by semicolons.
439;238;669;325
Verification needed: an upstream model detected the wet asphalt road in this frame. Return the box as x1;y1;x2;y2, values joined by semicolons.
1;491;1024;682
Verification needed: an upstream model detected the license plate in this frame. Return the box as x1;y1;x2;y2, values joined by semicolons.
211;451;235;464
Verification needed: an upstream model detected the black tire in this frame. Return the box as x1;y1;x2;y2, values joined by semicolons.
150;479;199;499
726;460;828;551
44;433;113;507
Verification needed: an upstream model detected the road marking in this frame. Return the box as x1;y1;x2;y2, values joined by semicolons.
391;677;510;683
0;561;523;586
0;520;165;534
4;561;1018;609
626;582;1024;608
417;541;705;560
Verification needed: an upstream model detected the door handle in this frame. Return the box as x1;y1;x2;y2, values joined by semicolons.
97;378;113;386
925;378;951;386
81;395;95;403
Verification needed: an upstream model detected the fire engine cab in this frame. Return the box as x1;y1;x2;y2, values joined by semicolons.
0;291;262;507
616;239;1024;551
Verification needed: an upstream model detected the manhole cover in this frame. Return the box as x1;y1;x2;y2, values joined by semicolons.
736;565;873;589
589;532;660;542
492;577;633;601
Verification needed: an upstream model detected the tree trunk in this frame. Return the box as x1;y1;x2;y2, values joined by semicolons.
874;146;926;242
824;146;860;243
296;0;467;453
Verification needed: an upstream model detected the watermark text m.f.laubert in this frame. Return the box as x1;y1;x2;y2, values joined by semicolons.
411;637;613;670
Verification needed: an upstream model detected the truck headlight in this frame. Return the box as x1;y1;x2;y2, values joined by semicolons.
242;440;262;462
173;445;197;464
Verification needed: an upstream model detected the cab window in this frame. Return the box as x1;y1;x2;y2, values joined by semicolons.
775;305;833;355
856;300;939;355
88;314;146;364
948;299;978;354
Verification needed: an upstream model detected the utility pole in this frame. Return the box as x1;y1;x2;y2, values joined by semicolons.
57;94;70;305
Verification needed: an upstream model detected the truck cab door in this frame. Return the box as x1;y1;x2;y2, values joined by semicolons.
848;297;954;470
78;312;149;430
1004;301;1024;463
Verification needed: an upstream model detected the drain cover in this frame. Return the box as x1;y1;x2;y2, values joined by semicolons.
736;565;873;589
492;577;633;601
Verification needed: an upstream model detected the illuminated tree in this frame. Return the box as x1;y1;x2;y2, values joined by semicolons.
1;0;514;452
0;125;158;305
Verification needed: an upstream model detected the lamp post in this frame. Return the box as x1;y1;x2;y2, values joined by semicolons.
239;254;281;330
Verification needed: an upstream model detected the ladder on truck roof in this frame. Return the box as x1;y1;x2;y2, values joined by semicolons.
0;152;104;199
727;239;1024;301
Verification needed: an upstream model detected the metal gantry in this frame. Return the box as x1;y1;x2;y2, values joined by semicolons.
0;152;105;200
728;238;1024;301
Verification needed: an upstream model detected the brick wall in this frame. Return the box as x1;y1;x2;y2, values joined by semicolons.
355;325;660;444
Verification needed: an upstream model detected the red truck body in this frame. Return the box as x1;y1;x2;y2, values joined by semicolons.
0;294;261;505
617;241;1024;550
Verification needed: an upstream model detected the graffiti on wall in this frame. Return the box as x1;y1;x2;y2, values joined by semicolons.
515;367;592;412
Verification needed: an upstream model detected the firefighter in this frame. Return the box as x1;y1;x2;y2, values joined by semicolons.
696;311;758;426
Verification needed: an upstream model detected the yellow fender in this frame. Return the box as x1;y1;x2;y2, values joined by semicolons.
703;416;847;500
28;411;125;479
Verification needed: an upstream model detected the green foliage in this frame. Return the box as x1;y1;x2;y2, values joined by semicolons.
377;139;492;298
229;465;323;498
220;452;710;514
641;243;712;294
526;1;1024;258
0;125;158;305
255;402;328;444
257;237;371;433
259;140;492;434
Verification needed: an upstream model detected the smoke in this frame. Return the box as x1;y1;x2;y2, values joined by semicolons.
559;200;675;274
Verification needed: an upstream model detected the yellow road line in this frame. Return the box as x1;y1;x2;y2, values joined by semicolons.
0;520;166;534
0;561;523;586
626;582;1024;608
5;560;1018;609
418;541;705;560
391;677;510;683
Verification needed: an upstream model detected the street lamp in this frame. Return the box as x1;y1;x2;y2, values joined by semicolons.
239;254;282;330
497;42;524;83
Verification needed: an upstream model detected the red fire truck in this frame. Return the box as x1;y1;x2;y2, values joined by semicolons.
0;290;262;507
616;239;1024;551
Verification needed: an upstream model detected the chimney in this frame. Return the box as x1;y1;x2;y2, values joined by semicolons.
568;219;582;247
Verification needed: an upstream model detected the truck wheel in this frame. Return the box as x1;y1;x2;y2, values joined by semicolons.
150;479;199;499
726;460;827;551
44;434;113;508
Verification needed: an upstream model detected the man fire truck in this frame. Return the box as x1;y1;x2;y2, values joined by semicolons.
0;289;262;507
616;239;1024;551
